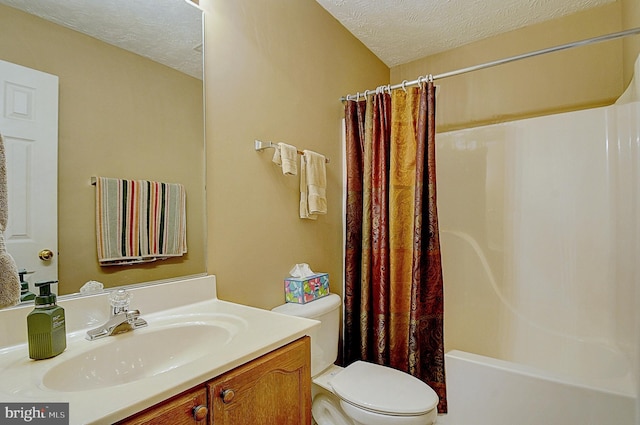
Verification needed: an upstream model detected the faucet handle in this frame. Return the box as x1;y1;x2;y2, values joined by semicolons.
125;309;140;320
109;289;131;315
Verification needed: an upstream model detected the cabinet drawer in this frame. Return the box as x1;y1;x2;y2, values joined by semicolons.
117;386;208;425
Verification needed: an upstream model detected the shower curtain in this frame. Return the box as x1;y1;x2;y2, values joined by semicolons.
343;82;447;412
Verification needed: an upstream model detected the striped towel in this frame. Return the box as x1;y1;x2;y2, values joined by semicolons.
96;177;187;266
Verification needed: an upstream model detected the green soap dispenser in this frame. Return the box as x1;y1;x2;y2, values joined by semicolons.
27;281;66;360
18;269;36;302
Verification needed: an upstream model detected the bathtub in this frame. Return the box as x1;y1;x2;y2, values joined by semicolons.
443;349;635;425
435;96;640;424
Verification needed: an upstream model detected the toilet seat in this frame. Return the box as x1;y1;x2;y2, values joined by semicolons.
330;361;439;416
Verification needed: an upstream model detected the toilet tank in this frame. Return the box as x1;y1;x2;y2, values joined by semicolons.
272;294;341;377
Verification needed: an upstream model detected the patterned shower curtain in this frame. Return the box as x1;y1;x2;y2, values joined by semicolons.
343;82;446;412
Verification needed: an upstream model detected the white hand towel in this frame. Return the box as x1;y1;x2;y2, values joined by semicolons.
299;155;316;220
272;143;298;176
272;144;282;165
300;150;327;219
279;143;298;176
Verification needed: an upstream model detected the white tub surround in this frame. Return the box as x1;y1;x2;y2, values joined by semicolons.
437;58;640;424
0;275;319;424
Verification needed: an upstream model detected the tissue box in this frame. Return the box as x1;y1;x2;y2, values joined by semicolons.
284;273;329;304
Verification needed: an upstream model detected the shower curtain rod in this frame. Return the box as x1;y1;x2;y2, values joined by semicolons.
341;27;640;102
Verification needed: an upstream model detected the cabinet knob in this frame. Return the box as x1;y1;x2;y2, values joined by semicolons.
221;389;235;403
192;404;208;421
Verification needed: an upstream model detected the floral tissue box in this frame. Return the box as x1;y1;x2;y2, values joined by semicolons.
284;273;330;304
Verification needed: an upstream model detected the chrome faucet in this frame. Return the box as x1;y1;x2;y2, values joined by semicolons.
85;289;147;341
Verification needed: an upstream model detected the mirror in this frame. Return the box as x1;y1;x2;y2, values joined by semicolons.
0;0;206;303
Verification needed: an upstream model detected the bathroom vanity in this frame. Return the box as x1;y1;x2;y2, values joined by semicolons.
0;275;317;424
117;337;310;424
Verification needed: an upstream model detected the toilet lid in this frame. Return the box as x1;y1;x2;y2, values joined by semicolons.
330;361;439;416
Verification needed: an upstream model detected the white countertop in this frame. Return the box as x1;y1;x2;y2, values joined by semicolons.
0;275;319;424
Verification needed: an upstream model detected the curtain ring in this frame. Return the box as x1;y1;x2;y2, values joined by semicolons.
401;80;408;92
428;74;434;83
364;89;370;98
386;84;391;94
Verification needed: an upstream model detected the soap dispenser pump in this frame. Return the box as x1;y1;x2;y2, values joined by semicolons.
18;269;36;302
27;280;66;360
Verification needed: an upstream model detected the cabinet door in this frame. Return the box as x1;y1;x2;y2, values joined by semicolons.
208;336;311;425
117;386;208;425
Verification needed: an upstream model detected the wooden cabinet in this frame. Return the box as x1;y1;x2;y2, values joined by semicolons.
118;337;311;425
115;387;208;425
208;336;311;425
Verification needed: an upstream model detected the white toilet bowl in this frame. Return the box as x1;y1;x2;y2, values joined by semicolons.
310;362;438;425
271;294;438;425
312;393;354;425
325;361;438;425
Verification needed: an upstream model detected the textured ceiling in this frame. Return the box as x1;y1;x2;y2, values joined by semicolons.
315;0;617;67
0;0;203;79
3;0;617;75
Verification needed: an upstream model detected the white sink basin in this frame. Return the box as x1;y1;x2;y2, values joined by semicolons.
42;315;245;392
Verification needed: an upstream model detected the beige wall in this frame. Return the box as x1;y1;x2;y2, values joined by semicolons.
199;1;640;309
201;0;388;308
391;3;625;131
0;5;206;294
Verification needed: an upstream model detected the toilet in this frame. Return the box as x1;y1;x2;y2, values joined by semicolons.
272;294;439;425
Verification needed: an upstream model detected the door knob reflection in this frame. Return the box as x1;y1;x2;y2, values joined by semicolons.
38;249;54;261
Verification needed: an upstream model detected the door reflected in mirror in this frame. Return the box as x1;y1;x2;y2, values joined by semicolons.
2;59;59;293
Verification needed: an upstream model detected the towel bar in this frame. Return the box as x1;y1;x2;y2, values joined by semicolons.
254;140;330;163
